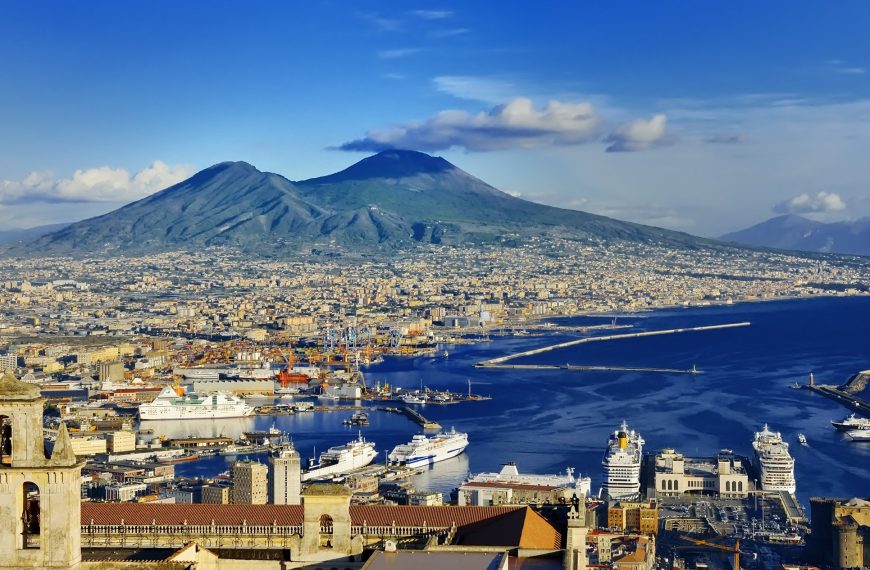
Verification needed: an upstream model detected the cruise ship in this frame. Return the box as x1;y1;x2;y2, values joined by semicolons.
831;413;870;432
388;427;469;467
138;386;255;420
601;421;644;500
752;424;797;494
302;434;378;481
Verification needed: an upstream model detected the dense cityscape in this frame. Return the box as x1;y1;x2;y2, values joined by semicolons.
0;240;868;569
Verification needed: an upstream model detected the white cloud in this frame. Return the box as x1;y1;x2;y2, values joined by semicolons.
0;160;194;204
605;114;670;152
774;191;847;215
409;9;453;20
433;75;517;104
377;48;421;59
337;97;602;152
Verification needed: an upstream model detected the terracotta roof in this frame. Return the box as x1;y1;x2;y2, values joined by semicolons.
454;507;563;550
81;503;530;530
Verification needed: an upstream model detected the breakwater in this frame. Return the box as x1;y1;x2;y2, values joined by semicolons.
476;322;751;367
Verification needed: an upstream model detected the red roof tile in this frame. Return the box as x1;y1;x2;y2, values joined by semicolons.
81;503;528;530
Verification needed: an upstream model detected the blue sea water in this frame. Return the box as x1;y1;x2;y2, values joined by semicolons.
153;296;870;505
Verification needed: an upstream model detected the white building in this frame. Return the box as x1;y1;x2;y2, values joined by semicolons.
268;445;301;505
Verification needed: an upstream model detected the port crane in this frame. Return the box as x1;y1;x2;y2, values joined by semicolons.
678;536;755;570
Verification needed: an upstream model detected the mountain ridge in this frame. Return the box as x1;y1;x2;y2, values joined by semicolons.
16;150;715;256
721;214;870;257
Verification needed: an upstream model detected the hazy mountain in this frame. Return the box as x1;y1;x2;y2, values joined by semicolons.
721;215;870;257
21;150;712;255
0;223;70;244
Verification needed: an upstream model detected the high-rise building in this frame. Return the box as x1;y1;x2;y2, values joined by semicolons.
269;444;301;505
231;460;268;504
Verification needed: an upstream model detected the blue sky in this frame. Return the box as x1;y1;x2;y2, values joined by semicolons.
2;1;869;235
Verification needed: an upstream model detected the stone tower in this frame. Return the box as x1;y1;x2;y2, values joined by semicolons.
564;495;588;570
299;483;361;561
0;370;83;570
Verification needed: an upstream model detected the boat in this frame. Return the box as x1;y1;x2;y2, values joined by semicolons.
302;434;377;481
138;386;255;420
753;424;797;494
846;429;870;441
388;427;468;467
343;412;369;426
789;382;802;389
442;350;449;358
601;420;644;500
831;413;870;432
157;453;199;464
400;393;427;405
797;433;807;445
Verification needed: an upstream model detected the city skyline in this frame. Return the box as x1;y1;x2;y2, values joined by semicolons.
2;1;870;235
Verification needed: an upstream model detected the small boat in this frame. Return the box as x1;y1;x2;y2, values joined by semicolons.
797;433;807;445
442;350;449;358
343;412;369;426
157;453;199;463
789;382;802;389
400;393;426;405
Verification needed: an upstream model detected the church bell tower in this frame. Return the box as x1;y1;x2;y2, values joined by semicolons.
0;370;83;569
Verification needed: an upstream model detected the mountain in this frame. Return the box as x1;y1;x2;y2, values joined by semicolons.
0;222;70;244
21;150;712;255
721;215;870;256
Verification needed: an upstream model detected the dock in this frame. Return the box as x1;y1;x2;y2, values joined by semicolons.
480;363;700;374
476;322;751;367
807;384;870;417
397;406;441;431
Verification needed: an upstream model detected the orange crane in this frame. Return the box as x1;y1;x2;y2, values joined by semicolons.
679;536;754;570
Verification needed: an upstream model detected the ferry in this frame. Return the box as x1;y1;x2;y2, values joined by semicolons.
831;413;870;432
138;386;255;420
753;424;797;494
601;421;644;500
388;427;469;467
302;434;377;481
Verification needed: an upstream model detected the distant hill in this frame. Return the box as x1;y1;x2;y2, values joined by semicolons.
721;215;870;256
20;149;714;255
0;223;70;244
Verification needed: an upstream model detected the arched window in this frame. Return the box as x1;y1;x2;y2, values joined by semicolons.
319;514;334;548
738;481;743;492
22;482;40;549
1;415;12;465
674;480;679;491
726;481;731;492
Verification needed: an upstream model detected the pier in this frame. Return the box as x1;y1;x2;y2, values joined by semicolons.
480;363;701;374
807;384;870;417
476;322;751;367
397;406;441;431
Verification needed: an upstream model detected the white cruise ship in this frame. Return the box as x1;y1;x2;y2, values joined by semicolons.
302;434;377;481
753;424;797;494
138;386;254;420
601;421;644;500
388;427;469;467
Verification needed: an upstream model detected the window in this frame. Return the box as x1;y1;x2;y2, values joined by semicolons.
22;482;40;549
320;514;334;548
1;415;12;465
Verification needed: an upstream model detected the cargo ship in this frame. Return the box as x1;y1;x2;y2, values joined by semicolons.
302;434;377;481
387;427;469;467
753;424;796;493
138;386;255;420
601;420;644;500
